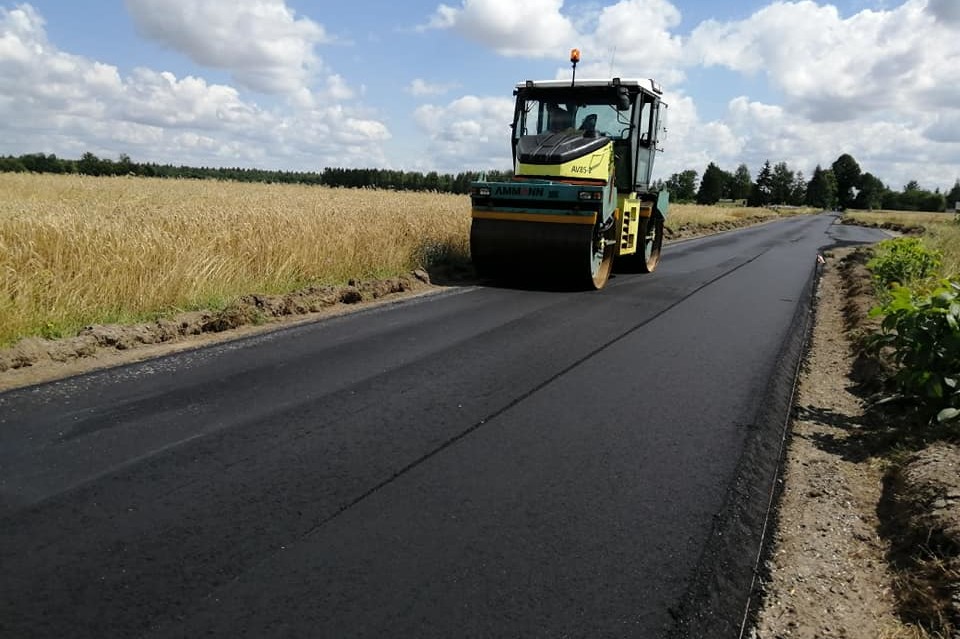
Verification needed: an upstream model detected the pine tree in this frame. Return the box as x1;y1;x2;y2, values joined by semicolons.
749;161;774;207
696;163;726;205
790;170;806;206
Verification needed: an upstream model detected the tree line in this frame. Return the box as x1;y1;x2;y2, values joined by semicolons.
2;150;957;212
0;152;511;195
657;153;959;213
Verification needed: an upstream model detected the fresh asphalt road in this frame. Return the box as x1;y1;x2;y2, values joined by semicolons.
0;213;888;638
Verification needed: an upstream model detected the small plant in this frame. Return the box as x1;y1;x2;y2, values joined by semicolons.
868;280;960;424
867;237;942;289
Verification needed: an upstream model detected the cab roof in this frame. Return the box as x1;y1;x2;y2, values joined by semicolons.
515;78;663;95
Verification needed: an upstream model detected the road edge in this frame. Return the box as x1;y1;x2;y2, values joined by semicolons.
667;256;820;637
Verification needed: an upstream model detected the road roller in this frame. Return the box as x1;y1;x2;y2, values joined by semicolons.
470;50;669;289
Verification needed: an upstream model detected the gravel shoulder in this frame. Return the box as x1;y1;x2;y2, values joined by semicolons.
753;248;960;638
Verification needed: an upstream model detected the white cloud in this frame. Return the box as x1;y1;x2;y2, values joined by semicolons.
412;95;514;171
423;0;688;84
123;0;331;94
576;0;685;84
420;0;579;57
0;4;389;171
688;0;960;122
925;112;960;144
927;0;960;24
407;78;459;97
652;93;744;179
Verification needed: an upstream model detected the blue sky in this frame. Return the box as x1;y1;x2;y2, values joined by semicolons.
2;0;958;191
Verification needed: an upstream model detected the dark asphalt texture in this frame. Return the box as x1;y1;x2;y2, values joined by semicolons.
0;214;889;638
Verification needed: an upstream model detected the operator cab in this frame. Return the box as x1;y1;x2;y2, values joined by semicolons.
511;79;666;192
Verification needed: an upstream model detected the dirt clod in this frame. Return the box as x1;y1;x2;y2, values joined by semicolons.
338;286;363;304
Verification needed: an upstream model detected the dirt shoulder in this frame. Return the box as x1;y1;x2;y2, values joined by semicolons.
753;248;960;638
0;271;438;392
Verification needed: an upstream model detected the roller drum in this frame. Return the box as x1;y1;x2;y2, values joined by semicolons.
470;218;611;288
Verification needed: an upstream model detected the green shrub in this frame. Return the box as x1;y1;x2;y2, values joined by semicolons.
867;237;942;288
868;281;960;424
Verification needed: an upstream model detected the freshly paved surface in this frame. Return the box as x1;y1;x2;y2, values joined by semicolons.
0;214;887;638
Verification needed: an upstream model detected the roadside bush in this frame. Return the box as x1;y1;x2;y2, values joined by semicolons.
867;237;942;289
868;280;960;424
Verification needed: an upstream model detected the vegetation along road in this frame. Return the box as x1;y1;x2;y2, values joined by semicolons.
0;213;889;637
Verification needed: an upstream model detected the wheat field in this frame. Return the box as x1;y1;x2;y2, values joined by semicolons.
0;173;469;346
1;173;818;347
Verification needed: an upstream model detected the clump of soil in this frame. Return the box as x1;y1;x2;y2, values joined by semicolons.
0;270;432;389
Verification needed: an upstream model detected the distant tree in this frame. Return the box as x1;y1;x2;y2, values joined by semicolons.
805;165;837;210
947;179;960;210
0;156;27;172
770;162;795;204
882;180;947;212
696;163;727;205
730;163;752;201
665;169;698;202
78;152;104;176
854;172;885;210
749;160;774;207
19;152;66;173
790;170;806;206
831;153;862;210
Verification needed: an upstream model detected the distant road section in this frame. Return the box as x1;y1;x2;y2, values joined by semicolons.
0;213;889;638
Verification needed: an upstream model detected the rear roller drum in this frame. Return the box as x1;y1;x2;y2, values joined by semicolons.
618;214;664;274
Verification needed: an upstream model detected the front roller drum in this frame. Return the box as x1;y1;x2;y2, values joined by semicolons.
471;218;615;290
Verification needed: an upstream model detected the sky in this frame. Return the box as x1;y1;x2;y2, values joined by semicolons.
1;0;959;191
